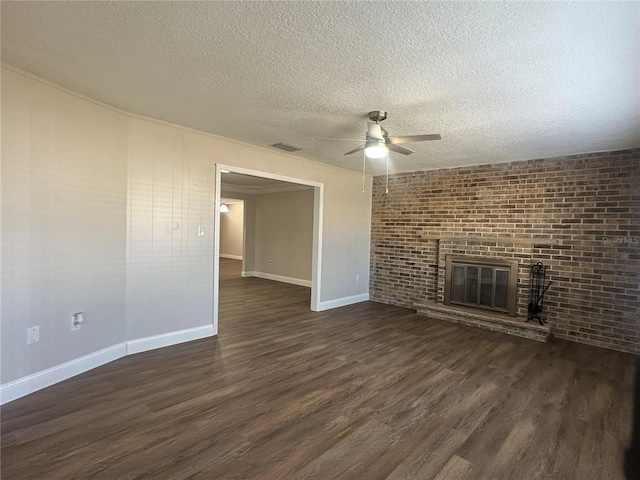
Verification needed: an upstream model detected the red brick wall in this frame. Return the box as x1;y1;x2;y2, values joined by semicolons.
370;149;640;353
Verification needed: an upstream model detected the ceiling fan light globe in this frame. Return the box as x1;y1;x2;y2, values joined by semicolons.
365;144;388;159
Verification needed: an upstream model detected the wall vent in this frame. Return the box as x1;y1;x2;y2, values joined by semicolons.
270;142;302;152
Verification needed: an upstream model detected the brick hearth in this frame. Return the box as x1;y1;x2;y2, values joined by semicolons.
415;301;551;342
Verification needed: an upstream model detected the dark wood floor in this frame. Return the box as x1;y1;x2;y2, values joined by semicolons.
1;258;636;479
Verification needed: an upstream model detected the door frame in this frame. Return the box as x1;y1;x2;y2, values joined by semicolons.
212;164;324;334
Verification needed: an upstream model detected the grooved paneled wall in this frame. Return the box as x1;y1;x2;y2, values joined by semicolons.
2;66;372;397
370;149;640;353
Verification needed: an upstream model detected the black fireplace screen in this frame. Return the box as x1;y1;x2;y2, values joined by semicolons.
444;256;518;316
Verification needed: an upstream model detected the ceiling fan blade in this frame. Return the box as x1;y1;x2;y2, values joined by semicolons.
316;137;366;142
367;123;384;140
387;143;414;155
387;134;441;144
344;145;366;156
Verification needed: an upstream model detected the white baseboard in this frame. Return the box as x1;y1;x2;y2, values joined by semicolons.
1;324;215;405
0;343;127;405
127;324;214;355
220;254;243;260
242;271;311;288
318;293;369;311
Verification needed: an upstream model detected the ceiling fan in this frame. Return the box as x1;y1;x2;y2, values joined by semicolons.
317;110;441;158
317;111;441;193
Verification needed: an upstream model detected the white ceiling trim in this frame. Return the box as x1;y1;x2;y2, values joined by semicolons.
220;198;244;205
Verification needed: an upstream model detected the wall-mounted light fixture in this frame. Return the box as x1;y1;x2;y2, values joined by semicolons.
220;203;230;213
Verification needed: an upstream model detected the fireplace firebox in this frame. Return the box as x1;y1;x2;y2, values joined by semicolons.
444;256;519;316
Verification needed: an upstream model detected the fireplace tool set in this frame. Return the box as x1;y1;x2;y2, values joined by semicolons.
527;262;551;325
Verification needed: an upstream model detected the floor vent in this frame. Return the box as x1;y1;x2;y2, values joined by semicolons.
270;142;302;152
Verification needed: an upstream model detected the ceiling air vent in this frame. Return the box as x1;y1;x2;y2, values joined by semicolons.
270;142;302;152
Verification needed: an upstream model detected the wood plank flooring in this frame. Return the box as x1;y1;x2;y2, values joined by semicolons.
1;258;636;479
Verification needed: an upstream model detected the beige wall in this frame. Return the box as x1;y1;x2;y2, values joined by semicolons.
253;189;314;282
220;202;244;258
1;66;372;392
1;68;128;382
220;189;256;273
125;117;215;341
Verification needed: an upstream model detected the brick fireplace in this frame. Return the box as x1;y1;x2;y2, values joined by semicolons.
370;148;640;353
416;236;552;341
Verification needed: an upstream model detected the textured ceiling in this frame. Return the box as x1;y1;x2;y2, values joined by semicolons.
221;172;310;195
222;173;289;189
2;1;638;175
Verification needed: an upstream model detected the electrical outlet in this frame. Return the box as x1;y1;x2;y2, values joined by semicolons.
268;258;273;264
27;326;40;345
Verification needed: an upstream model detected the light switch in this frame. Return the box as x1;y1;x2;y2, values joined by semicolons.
198;226;205;237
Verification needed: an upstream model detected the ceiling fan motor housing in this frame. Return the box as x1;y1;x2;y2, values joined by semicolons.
368;110;388;123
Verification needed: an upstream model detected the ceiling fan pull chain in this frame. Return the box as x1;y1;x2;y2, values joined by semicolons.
362;150;366;193
385;151;389;194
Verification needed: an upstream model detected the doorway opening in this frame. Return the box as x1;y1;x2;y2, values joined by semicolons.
219;198;245;262
212;165;323;335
